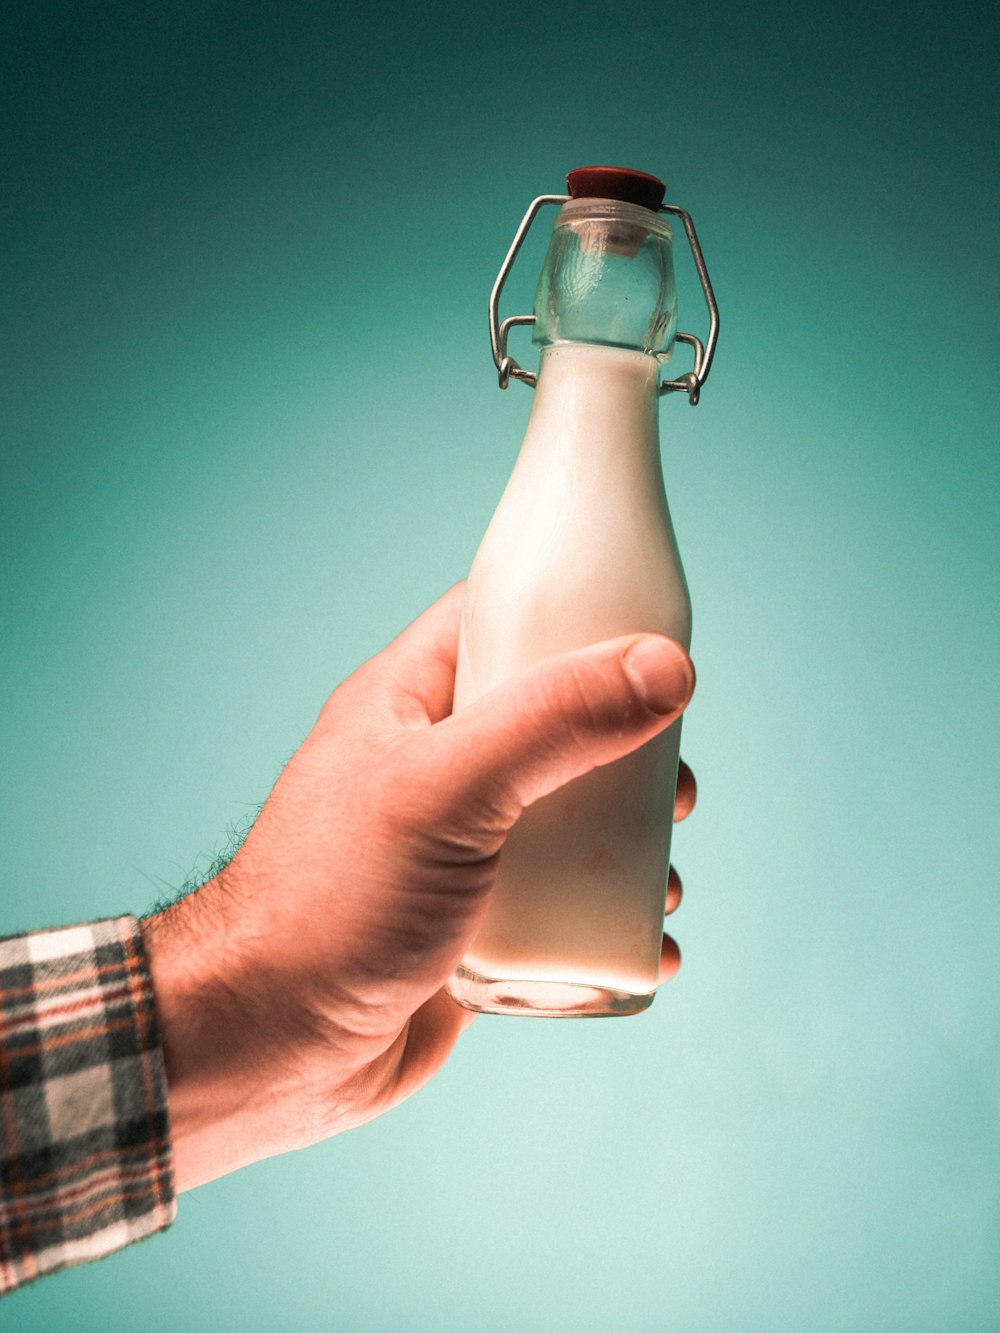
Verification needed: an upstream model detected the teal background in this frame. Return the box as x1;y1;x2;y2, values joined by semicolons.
2;1;998;1329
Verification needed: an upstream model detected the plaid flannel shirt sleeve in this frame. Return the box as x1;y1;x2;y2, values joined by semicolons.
0;916;176;1294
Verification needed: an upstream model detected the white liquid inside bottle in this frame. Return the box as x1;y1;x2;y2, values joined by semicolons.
448;339;692;1016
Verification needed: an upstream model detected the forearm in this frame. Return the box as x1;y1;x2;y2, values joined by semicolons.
0;918;175;1294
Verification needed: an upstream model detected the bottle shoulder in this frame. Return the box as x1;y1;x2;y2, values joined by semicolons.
458;344;691;700
464;515;691;663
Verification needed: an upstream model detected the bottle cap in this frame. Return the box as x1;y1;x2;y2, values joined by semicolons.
566;166;666;213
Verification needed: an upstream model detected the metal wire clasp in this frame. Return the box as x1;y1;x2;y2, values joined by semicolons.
488;193;720;405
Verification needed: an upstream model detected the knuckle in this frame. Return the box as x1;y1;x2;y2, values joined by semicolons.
544;657;632;756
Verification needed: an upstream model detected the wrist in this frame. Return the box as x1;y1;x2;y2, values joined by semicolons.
142;877;304;1191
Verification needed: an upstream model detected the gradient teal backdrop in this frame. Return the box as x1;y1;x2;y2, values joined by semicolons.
2;2;998;1329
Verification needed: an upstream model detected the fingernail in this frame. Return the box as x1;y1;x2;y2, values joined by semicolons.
621;637;694;715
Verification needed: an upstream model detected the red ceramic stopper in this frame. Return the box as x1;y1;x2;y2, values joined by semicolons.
566;166;666;212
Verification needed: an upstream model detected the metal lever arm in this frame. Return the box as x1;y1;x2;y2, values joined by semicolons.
658;204;719;405
489;194;568;390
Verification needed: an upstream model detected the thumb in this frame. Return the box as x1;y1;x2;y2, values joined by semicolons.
427;634;694;839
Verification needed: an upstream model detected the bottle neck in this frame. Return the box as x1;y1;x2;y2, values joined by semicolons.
525;344;662;463
536;341;660;403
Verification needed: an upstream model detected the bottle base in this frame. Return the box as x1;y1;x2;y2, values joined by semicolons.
446;964;655;1018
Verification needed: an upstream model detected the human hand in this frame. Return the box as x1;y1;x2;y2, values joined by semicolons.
143;584;695;1191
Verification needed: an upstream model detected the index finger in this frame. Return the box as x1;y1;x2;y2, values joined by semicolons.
386;582;467;727
674;758;697;821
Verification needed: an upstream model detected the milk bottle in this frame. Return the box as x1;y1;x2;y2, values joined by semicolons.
447;167;718;1017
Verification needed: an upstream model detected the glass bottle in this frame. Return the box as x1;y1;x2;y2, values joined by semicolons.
446;166;718;1017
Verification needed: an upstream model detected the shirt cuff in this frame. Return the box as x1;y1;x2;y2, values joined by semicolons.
0;916;176;1294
